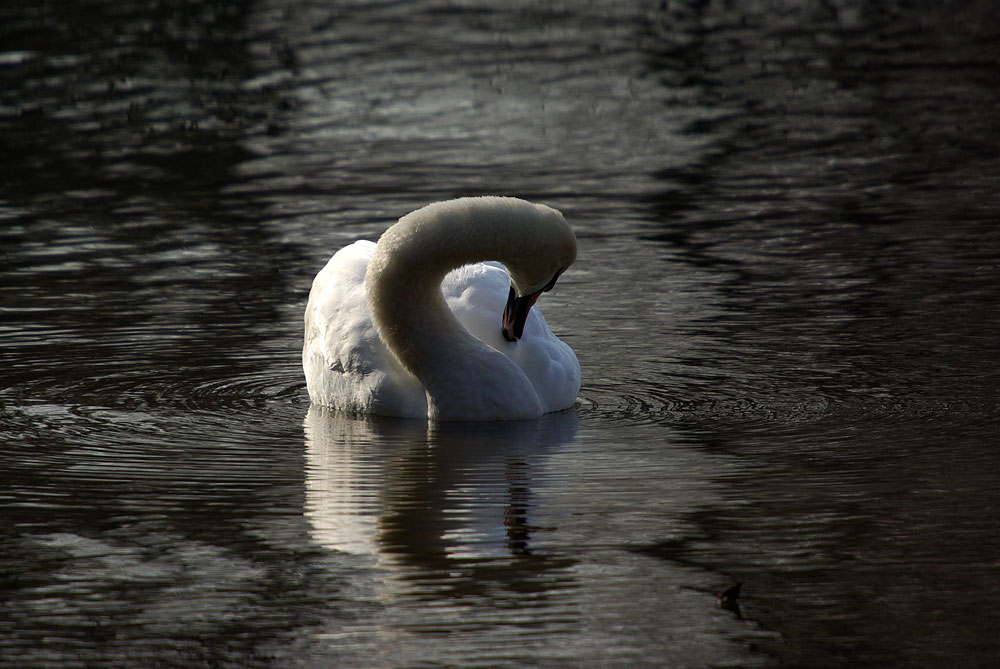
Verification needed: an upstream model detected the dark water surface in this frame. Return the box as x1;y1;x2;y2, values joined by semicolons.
3;1;1000;666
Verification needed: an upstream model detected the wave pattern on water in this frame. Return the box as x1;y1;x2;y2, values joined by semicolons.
3;0;1000;667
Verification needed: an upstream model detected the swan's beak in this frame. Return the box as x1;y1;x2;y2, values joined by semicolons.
502;270;564;342
502;284;541;342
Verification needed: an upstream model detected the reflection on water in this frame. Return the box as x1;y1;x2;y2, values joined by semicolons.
3;0;1000;666
300;408;763;667
302;410;585;665
304;407;579;561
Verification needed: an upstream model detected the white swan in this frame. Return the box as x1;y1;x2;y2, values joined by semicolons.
302;196;580;421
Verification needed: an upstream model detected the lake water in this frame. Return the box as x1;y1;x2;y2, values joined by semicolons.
2;0;1000;666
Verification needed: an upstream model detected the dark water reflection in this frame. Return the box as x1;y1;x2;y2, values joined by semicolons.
3;0;1000;666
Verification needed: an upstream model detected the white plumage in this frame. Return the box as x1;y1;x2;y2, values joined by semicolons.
302;197;580;420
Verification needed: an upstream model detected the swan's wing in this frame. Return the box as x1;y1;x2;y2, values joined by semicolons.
442;262;581;414
440;262;511;345
303;240;426;417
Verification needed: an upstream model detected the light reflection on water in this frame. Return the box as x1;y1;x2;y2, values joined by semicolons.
303;408;581;561
300;408;765;667
2;0;1000;666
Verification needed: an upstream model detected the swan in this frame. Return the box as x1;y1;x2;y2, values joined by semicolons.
302;196;580;421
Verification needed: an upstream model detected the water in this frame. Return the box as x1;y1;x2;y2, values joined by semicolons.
2;0;999;665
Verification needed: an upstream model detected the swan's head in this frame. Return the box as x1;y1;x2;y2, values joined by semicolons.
499;202;577;342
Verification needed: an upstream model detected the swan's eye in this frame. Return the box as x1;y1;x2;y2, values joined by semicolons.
542;268;564;293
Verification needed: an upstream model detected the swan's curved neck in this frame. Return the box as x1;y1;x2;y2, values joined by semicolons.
363;198;566;419
367;226;475;388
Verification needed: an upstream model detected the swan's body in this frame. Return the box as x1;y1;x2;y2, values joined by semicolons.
303;197;580;421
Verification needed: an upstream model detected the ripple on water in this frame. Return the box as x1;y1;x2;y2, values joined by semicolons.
575;375;996;432
2;366;308;515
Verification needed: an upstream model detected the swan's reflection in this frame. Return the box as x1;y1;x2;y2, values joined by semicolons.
303;406;579;574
